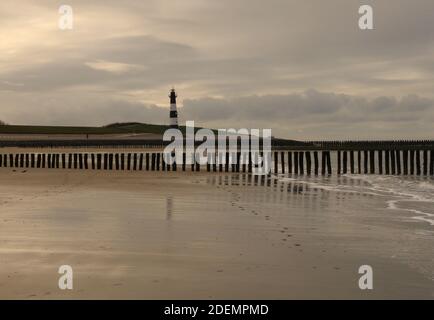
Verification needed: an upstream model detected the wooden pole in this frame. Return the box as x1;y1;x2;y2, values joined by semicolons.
430;150;434;175
403;150;408;175
97;154;102;170
91;154;95;170
357;151;361;174
274;152;278;174
288;152;293;174
321;151;326;175
121;154;125;170
133;153;138;171
364;150;368;174
146;153;150;171
299;151;304;175
378;150;383;175
343;151;348;174
337;151;341;175
314;151;319;175
294;152;299;174
151;153;156;171
396;150;401;175
369;150;375;174
115;154;120;170
326;152;332;175
416;150;421;175
350;151;355;174
127;153;132;170
139;153;144;171
430;150;434;176
84;154;88;169
410;150;415;175
423;150;428;175
390;150;396;175
306;152;312;175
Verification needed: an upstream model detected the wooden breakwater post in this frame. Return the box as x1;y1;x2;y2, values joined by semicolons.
369;150;375;174
423;150;428;176
350;151;355;174
416;150;421;175
127;153;132;170
294;152;299;175
120;153;125;170
403;150;408;175
390;150;396;175
430;150;434;175
274;152;278;174
133;153;137;171
357;151;362;174
47;154;52;169
96;154;101;170
396;150;401;175
343;151;348;174
146;153;150;171
306;151;312;175
280;152;285;174
385;150;390;175
84;154;88;169
151;153;156;170
314;151;319;175
182;153;186;171
326;151;332;175
378;150;383;175
36;154;41;168
363;150;368;174
78;153;83;169
139;154;144;171
115;154;119;170
288;152;293;174
410;150;415;175
337;151;341;174
298;151;304;175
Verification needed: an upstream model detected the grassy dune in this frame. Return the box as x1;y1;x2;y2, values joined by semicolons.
0;123;172;135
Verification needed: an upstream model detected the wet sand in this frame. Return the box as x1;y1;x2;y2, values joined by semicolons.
0;168;433;299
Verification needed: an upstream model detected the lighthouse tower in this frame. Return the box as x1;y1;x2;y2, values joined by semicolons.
169;88;179;128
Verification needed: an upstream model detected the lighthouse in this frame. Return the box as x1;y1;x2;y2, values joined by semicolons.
169;88;179;129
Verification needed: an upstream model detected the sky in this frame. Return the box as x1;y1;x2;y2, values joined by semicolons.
1;0;434;139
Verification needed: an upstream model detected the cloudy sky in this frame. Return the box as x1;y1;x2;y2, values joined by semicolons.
1;0;434;139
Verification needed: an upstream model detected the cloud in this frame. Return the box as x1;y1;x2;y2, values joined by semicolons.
181;90;434;139
85;60;144;74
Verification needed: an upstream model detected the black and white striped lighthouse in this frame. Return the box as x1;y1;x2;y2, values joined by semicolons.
169;88;179;128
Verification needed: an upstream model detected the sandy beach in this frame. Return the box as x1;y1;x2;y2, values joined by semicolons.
0;166;433;299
